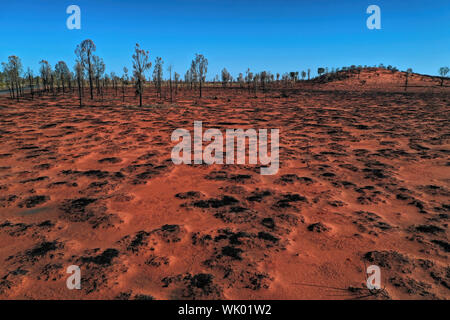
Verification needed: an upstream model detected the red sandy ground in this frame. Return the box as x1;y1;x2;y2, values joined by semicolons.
0;69;449;299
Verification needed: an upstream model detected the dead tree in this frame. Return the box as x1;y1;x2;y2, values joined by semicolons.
39;60;51;94
111;72;119;96
404;68;412;91
168;65;173;103
221;68;231;88
301;71;306;80
245;68;253;94
174;72;179;95
74;61;84;107
238;73;244;89
55;61;69;95
3;56;23;101
75;39;96;100
122;67;128;103
153;57;163;99
185;69;193;91
439;67;449;86
92;56;105;97
194;54;208;98
1;57;19;100
132;43;152;107
25;68;34;100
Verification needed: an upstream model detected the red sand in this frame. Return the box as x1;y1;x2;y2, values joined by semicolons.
0;69;449;299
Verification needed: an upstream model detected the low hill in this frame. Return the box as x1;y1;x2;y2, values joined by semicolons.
312;67;448;92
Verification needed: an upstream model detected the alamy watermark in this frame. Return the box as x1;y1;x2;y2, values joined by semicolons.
66;5;81;30
366;5;381;30
66;265;81;290
366;264;381;290
171;121;279;175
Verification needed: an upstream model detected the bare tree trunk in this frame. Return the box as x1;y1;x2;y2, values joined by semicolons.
139;79;143;107
77;77;82;107
88;59;94;100
169;75;173;102
29;75;34;100
9;82;14;99
96;78;100;95
101;79;105;102
15;81;20;102
51;74;55;96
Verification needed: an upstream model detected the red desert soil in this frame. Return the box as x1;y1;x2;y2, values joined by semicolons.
0;69;449;299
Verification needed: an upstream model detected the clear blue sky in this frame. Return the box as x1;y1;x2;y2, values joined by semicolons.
0;0;449;79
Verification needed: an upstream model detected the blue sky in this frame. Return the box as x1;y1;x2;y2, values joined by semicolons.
0;0;449;79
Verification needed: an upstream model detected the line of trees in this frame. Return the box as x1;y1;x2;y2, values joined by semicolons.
2;42;449;106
